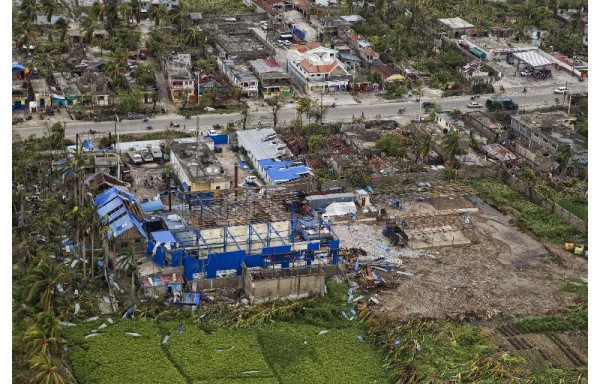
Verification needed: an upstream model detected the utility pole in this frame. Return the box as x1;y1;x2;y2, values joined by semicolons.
567;92;572;115
115;115;120;179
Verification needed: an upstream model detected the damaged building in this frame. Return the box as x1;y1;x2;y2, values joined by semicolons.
170;141;233;192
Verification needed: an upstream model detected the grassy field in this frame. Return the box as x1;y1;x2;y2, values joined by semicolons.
63;318;389;383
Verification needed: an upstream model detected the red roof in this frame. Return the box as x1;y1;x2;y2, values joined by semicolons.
371;63;399;79
299;58;339;74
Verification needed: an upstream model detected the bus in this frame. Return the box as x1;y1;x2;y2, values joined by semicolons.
485;96;518;111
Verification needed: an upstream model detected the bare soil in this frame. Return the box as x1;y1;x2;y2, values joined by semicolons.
333;198;587;321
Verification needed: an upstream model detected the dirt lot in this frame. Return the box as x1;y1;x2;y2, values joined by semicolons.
332;196;587;321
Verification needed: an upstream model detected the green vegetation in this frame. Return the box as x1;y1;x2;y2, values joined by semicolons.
181;0;251;15
470;179;585;244
63;293;390;383
558;198;587;221
375;132;408;158
371;317;521;382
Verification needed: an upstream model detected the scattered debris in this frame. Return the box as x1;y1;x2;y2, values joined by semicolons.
242;371;260;374
74;303;80;315
84;333;100;338
318;330;329;336
357;335;365;342
85;316;99;322
60;322;77;327
126;332;141;337
162;335;170;345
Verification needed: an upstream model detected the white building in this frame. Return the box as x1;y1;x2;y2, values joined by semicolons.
217;58;259;98
287;43;349;94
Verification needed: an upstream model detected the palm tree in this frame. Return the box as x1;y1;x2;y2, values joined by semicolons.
116;249;137;301
29;352;72;384
20;0;38;24
41;0;54;23
23;313;63;359
182;27;200;47
149;5;169;26
442;130;460;166
131;0;142;24
25;261;69;313
81;15;95;44
105;0;120;27
556;143;573;175
91;1;107;24
55;17;69;44
417;132;432;163
120;2;133;25
296;97;311;125
169;5;187;32
104;60;127;88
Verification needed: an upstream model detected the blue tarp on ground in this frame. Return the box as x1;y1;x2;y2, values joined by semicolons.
181;293;201;305
141;199;165;213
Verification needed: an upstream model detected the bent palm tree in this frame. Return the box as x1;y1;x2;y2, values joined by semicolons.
25;261;69;313
23;312;63;359
30;352;72;384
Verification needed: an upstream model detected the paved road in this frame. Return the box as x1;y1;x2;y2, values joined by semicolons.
13;88;585;139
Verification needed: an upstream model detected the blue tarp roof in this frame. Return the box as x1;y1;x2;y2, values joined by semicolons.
151;230;176;244
12;63;25;71
258;159;311;184
141;199;165;213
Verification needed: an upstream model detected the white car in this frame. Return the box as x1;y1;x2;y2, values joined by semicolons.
467;102;483;108
553;87;568;94
283;40;292;46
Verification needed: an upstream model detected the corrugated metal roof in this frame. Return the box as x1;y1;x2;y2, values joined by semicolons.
249;58;286;74
151;230;177;244
513;50;553;67
237;128;290;160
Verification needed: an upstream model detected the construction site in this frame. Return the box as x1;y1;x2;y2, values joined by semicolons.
138;177;586;320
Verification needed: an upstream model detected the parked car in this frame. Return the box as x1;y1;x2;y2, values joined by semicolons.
553;87;568;94
421;101;435;110
520;70;532;76
283;40;292;46
127;112;145;120
467;102;483;108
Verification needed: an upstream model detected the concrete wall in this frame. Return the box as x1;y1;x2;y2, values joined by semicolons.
242;265;326;304
504;176;587;233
